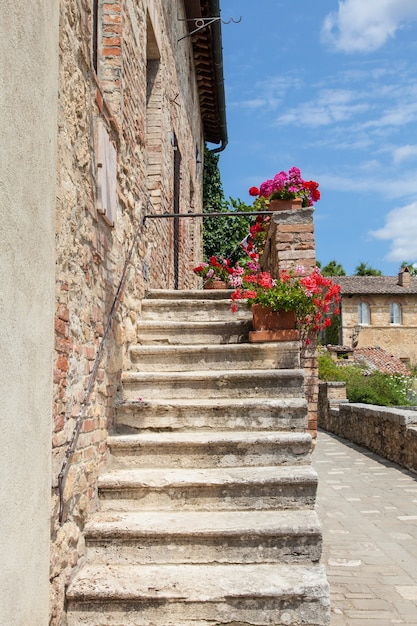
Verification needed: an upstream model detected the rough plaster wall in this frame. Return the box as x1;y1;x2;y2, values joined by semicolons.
50;0;205;622
0;2;59;625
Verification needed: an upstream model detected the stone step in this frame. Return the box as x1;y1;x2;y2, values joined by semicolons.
66;562;330;626
84;509;322;565
145;288;234;300
136;319;252;344
129;341;300;372
115;397;308;433
107;431;312;468
121;368;304;401
97;465;318;511
141;298;250;322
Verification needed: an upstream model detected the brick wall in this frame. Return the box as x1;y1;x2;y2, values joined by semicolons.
260;206;318;439
50;1;205;622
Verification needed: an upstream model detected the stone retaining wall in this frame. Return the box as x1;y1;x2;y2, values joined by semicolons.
319;381;417;473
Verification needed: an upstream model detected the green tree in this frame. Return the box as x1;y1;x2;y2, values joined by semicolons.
320;259;346;276
322;314;340;345
202;147;252;261
401;262;417;276
355;262;382;276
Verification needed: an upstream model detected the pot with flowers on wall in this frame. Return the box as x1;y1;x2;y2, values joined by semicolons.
248;166;321;211
193;256;234;289
229;262;341;344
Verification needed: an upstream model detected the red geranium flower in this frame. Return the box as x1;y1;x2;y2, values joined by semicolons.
249;186;259;196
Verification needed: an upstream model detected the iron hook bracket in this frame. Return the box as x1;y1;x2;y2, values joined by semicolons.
177;15;241;42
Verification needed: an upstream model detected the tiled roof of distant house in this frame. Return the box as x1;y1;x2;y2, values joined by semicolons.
354;347;410;376
334;275;417;295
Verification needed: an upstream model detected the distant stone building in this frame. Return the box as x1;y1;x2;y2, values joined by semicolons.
334;268;417;366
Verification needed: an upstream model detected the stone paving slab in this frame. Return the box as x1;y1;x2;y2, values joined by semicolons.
313;430;417;625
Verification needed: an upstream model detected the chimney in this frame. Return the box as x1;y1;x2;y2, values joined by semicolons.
398;266;411;287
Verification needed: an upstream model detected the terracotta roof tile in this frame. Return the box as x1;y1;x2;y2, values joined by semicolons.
354;347;410;376
334;276;417;295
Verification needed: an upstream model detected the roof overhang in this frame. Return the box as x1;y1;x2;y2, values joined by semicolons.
184;0;228;152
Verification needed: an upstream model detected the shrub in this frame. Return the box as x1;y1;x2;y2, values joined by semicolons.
318;352;416;406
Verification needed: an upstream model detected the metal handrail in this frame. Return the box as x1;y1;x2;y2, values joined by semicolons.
58;204;267;522
143;210;275;224
57;208;147;523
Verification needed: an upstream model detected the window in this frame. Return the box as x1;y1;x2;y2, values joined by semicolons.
358;302;370;325
96;120;117;226
146;12;162;206
92;0;100;74
390;302;402;325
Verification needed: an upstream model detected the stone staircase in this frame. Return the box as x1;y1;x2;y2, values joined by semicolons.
66;289;330;625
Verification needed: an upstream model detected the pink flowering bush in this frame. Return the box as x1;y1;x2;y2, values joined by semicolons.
193;256;239;286
229;261;340;341
250;166;320;207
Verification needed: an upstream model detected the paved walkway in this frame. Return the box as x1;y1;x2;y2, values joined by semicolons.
313;430;417;625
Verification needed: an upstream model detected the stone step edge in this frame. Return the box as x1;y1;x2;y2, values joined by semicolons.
116;397;308;410
84;509;321;541
129;342;299;357
107;431;312;448
66;562;329;603
145;289;234;300
137;319;251;328
98;465;318;490
121;368;304;383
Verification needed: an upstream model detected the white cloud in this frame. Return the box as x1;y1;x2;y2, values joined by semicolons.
231;98;279;110
370;201;417;261
229;75;301;112
318;171;417;200
322;0;417;53
360;159;381;171
361;102;417;129
275;89;369;127
392;144;417;164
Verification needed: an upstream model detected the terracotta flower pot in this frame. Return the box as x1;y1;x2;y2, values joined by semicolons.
269;198;303;211
249;304;300;343
204;279;228;290
251;304;296;330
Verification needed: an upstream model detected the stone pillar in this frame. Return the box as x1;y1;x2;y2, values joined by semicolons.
261;207;318;438
261;206;316;275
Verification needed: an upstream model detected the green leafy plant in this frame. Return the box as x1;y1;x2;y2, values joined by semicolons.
230;265;341;342
318;352;416;406
202;148;253;261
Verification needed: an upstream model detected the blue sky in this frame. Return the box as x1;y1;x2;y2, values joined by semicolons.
217;0;417;275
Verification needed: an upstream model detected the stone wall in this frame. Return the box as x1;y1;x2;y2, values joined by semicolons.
261;207;316;276
319;382;417;473
260;206;318;438
50;1;205;622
